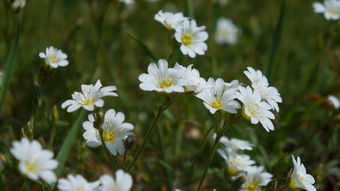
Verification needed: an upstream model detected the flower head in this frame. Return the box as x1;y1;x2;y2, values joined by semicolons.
97;170;133;191
239;166;273;191
58;174;100;191
196;78;240;114
314;0;340;20
138;59;185;93
61;80;117;112
244;67;282;112
236;86;275;132
154;10;187;30
119;0;134;5
10;138;58;184
289;156;316;191
215;18;239;45
218;149;255;175
11;0;26;10
328;95;339;109
174;63;206;93
219;136;253;152
83;109;134;156
39;46;68;68
174;20;208;58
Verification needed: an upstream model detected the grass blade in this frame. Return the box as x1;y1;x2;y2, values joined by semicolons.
54;110;86;176
126;33;157;62
265;0;285;81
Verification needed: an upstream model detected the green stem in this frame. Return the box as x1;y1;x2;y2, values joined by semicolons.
99;129;117;169
128;96;175;171
186;0;194;18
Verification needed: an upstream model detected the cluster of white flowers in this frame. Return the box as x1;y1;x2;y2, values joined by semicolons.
313;0;340;20
155;10;208;58
58;169;133;191
217;135;273;191
139;59;206;94
10;138;58;184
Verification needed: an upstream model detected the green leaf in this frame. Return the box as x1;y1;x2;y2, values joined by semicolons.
126;33;157;62
54;110;86;176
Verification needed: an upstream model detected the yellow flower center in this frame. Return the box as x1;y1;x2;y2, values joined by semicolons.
297;173;304;181
102;129;116;143
247;182;258;191
157;77;173;89
211;100;222;109
48;56;58;63
242;104;257;120
227;164;239;175
181;33;194;46
328;9;338;16
84;99;94;105
24;160;37;173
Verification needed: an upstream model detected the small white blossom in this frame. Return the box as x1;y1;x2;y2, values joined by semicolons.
219;135;253;152
174;20;208;58
97;170;133;191
10;138;58;184
11;0;26;10
289;156;316;191
236;86;275;132
61;80;117;112
119;0;134;4
314;0;340;20
154;10;187;30
174;63;206;93
244;67;282;112
58;174;100;191
138;59;185;93
328;95;339;109
239;166;273;191
196;78;240;114
218;0;229;6
218;149;255;175
39;46;68;68
215;18;239;45
83;109;134;156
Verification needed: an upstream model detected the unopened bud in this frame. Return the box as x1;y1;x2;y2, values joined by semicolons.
124;134;135;151
93;110;104;129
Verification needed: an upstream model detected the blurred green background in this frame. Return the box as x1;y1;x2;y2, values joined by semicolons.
0;0;339;190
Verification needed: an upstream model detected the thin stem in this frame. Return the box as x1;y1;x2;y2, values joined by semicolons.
99;129;117;169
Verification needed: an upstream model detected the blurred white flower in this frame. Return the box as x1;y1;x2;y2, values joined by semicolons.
244;67;282;112
219;135;253;152
11;0;26;10
314;0;340;20
218;0;230;6
236;86;275;132
58;174;100;191
39;46;68;68
97;170;133;191
174;20;208;58
174;63;206;93
119;0;134;5
215;18;239;45
83;109;134;156
154;10;187;30
289;156;316;191
10;138;58;184
61;80;117;112
218;149;255;175
138;59;185;93
196;78;240;114
328;95;339;109
239;166;273;191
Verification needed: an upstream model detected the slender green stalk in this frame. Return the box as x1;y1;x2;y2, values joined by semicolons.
186;0;194;18
99;129;117;169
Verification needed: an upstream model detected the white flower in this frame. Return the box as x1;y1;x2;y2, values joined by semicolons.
236;86;275;132
61;80;117;112
328;95;339;109
239;166;273;191
244;67;282;112
10;138;58;184
119;0;134;4
215;18;239;45
218;149;255;175
154;10;187;30
39;46;68;68
11;0;26;10
289;156;316;191
83;109;134;156
138;59;185;93
196;78;240;114
219;136;253;152
218;0;229;6
314;0;340;20
173;63;206;93
58;174;100;191
97;170;133;191
174;19;208;58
